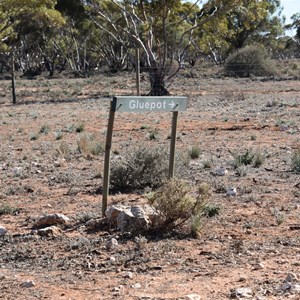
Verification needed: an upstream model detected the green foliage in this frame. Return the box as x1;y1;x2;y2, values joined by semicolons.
148;179;211;234
29;132;39;141
188;145;201;159
39;124;50;134
110;146;189;192
224;44;278;77
291;149;300;174
230;148;265;168
0;203;20;216
75;123;85;133
202;204;221;218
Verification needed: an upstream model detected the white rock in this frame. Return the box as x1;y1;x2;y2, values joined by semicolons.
13;167;22;177
216;167;228;176
131;283;141;289
0;226;7;236
226;187;237;197
117;209;149;232
106;205;126;222
124;272;133;279
36;226;62;237
20;280;35;288
106;238;118;251
34;213;70;228
234;287;253;298
185;294;201;300
109;256;116;263
293;284;300;293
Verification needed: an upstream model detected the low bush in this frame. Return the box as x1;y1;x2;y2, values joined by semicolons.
188;145;201;159
147;179;211;236
77;134;104;156
230;148;265;169
291;149;300;173
110;146;189;192
224;44;278;77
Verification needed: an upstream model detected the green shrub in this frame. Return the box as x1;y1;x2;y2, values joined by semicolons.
39;124;50;134
291;149;300;173
148;179;211;234
230;149;265;169
225;44;278;77
0;204;21;216
110;146;189;192
188;145;201;159
202;204;221;217
76;123;85;133
230;148;254;168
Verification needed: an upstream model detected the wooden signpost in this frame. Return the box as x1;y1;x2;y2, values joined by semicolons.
102;96;188;216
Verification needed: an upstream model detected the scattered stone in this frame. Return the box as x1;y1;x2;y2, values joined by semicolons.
238;275;247;282
13;167;23;177
0;226;7;236
279;282;292;293
106;238;118;251
33;213;70;228
109;256;116;263
106;205;126;224
20;280;35;288
216;167;228;176
124;271;133;279
185;294;201;300
85;218;107;230
226;187;237;197
36;226;62;237
117;208;149;233
232;287;253;298
253;263;265;270
106;204;160;231
285;272;298;283
0;272;6;280
131;283;141;289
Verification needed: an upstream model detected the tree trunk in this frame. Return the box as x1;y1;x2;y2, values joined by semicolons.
148;70;169;96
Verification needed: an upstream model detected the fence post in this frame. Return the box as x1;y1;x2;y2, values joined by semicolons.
169;111;178;179
102;101;115;217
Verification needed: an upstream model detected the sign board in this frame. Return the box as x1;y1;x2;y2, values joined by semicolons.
112;96;187;112
102;96;188;217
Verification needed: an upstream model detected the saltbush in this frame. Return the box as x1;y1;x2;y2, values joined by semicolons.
291;149;300;173
147;179;211;235
225;44;278;77
110;146;189;192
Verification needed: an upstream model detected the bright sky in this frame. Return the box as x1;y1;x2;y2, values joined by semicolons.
281;0;300;35
281;0;300;22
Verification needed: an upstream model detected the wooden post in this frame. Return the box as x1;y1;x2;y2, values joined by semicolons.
11;49;16;105
135;48;140;96
169;111;178;179
102;101;116;217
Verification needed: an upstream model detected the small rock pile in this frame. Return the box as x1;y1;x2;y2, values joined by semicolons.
105;204;160;233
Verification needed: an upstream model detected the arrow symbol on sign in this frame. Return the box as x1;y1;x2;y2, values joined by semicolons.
168;100;175;107
169;100;178;109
